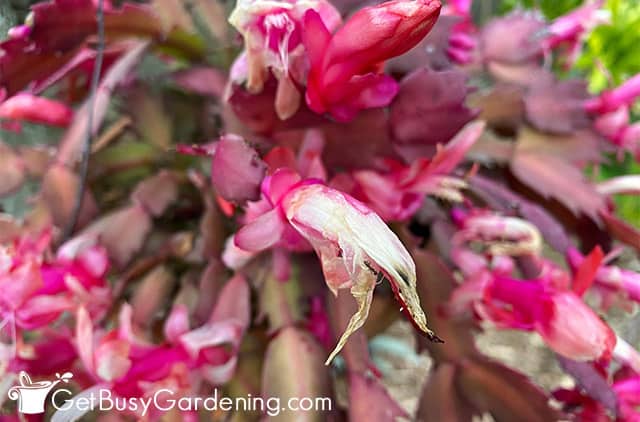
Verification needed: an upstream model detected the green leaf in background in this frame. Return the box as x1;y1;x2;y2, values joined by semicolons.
597;156;640;228
497;0;583;18
576;0;640;226
495;0;640;226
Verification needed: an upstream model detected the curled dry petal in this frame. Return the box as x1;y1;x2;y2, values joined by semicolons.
281;183;439;363
453;211;543;256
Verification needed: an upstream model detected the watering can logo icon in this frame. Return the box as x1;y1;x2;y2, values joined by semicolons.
7;371;73;414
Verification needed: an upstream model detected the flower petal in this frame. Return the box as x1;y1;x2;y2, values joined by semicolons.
234;208;286;252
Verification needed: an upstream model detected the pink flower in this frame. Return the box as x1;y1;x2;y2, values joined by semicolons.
447;216;616;362
543;0;609;67
223;129;327;278
303;0;441;121
0;231;110;330
228;0;342;119
585;72;640;158
68;275;249;419
585;73;640;114
555;368;640;420
0;93;73;127
449;272;616;361
568;246;640;310
344;121;484;221
232;169;438;363
534;289;615;361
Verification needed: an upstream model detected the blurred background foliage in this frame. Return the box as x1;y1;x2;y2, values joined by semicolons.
479;0;640;226
575;0;640;226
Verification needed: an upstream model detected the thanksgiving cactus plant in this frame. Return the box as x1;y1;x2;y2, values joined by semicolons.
0;0;639;420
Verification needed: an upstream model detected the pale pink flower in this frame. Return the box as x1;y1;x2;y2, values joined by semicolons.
228;0;342;119
345;121;484;220
0;231;110;330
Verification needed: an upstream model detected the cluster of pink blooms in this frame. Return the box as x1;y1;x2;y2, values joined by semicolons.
587;74;640;160
1;0;640;420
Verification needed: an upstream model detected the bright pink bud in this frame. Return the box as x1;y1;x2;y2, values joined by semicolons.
593;107;629;139
585;73;640;114
7;25;31;39
442;0;476;65
303;0;441;121
0;93;73;127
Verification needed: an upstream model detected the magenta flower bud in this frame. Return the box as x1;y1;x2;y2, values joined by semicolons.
0;93;73;127
7;25;32;39
487;276;616;361
0;231;111;330
585;73;640;114
303;0;442;121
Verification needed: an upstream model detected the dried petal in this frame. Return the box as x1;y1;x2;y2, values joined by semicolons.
282;183;438;363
